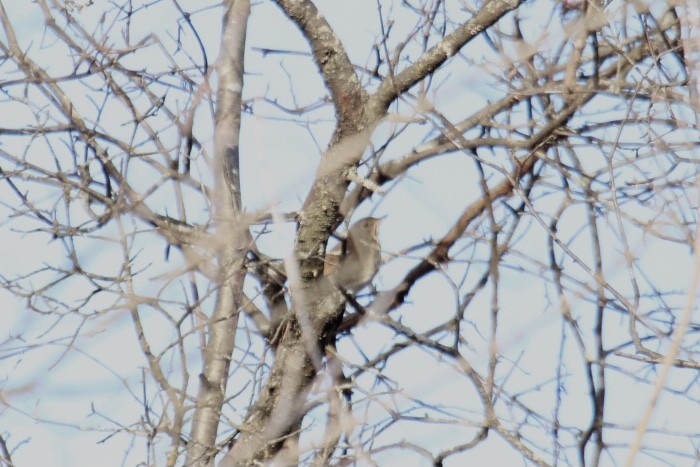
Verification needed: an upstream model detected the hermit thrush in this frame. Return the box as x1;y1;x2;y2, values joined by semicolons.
324;217;382;293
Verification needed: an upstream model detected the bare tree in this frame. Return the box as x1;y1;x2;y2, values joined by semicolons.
0;0;698;466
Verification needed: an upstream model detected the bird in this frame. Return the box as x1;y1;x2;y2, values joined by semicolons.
324;217;383;293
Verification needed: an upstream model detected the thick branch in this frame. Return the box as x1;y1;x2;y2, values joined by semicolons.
274;0;367;130
219;320;318;466
186;1;250;465
372;0;524;111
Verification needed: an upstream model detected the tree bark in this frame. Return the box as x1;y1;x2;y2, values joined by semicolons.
186;1;250;465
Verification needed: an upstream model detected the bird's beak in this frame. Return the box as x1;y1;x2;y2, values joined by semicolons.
373;216;385;233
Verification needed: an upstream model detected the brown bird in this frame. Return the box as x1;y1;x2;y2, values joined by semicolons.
324;217;383;293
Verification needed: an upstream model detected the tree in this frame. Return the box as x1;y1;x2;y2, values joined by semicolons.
0;0;697;465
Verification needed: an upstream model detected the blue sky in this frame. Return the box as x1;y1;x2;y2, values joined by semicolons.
1;0;699;466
